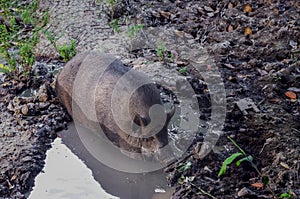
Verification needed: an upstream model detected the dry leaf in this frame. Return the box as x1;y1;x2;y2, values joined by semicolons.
175;61;188;66
251;182;264;188
160;11;171;19
280;162;290;169
224;63;235;69
285;91;297;99
269;98;280;103
228;2;233;9
174;30;184;37
244;27;252;36
6;180;14;189
227;25;234;32
10;175;17;181
243;4;252;13
291;98;297;102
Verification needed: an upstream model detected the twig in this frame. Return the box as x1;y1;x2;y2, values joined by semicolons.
191;183;217;199
227;136;246;155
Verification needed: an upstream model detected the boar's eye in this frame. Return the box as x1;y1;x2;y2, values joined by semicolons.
133;114;149;127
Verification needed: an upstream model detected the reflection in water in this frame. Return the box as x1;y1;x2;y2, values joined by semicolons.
28;138;118;199
61;123;171;199
29;123;173;199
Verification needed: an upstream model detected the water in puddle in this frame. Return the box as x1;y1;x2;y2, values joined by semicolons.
28;87;203;199
29;122;174;199
28;138;118;199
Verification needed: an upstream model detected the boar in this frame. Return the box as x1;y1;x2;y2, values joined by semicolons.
56;51;175;158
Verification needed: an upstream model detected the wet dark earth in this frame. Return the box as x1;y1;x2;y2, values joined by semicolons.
0;0;300;198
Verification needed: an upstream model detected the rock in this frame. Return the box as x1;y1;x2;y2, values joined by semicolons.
16;82;25;92
207;12;214;17
237;187;255;197
7;102;14;112
21;105;29;115
38;102;50;109
21;156;32;162
38;93;48;102
27;103;35;110
204;6;214;12
288;87;300;93
235;98;260;115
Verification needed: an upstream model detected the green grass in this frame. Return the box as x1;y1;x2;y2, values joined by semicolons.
42;30;76;62
57;39;76;62
109;19;120;33
178;67;187;74
0;0;47;75
126;23;144;39
156;42;174;62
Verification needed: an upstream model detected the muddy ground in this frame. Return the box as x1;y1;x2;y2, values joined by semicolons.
0;0;299;198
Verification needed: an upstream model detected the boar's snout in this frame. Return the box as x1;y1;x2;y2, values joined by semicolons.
135;105;175;154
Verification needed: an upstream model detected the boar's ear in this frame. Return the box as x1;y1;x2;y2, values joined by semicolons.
167;105;175;122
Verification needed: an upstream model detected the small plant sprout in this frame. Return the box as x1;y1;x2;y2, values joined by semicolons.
156;42;174;62
56;39;77;62
218;136;255;177
126;23;144;39
126;23;144;51
0;0;47;74
42;30;56;46
178;175;195;185
21;10;31;24
274;75;282;82
178;161;192;172
42;30;76;62
279;190;295;198
108;0;116;6
178;67;188;75
219;136;275;197
0;63;13;73
177;161;194;184
20;43;35;66
109;19;120;33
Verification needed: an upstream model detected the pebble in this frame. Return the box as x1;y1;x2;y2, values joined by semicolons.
21;156;32;162
288;87;300;93
39;102;50;109
154;188;166;193
38;93;48;102
7;102;14;112
204;6;214;12
207;12;214;17
237;187;255;197
21;105;29;115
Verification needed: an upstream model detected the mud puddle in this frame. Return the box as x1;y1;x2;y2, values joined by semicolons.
29;122;174;199
28;137;118;199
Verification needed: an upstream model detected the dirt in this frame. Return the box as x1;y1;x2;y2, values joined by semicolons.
0;0;299;198
0;61;71;198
